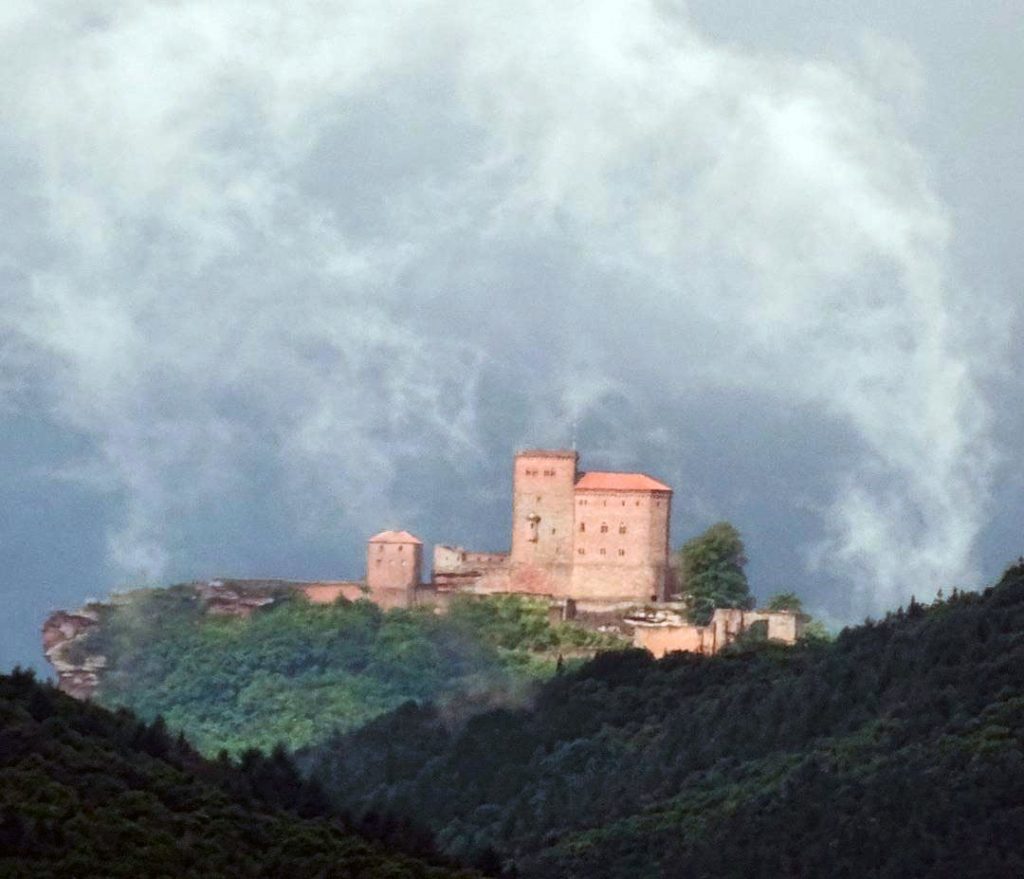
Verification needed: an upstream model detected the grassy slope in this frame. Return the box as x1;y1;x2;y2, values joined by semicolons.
308;565;1024;878
82;589;623;753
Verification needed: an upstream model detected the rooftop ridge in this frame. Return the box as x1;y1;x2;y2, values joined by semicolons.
574;470;672;492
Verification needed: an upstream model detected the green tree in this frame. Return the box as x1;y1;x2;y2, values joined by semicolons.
766;592;803;613
676;522;753;625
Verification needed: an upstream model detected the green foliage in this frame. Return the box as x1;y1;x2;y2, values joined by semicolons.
0;669;477;878
765;591;803;613
676;521;754;624
87;589;625;754
799;618;832;643
309;563;1024;878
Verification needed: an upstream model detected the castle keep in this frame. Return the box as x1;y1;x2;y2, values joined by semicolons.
359;449;673;612
344;448;803;657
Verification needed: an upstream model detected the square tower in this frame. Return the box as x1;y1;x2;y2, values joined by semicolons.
508;449;578;595
366;530;422;609
571;471;672;605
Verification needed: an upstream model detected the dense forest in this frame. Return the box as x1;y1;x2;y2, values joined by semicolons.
82;588;621;753
0;668;479;878
306;564;1024;878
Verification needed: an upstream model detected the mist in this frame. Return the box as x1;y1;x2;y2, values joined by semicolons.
1;0;1020;669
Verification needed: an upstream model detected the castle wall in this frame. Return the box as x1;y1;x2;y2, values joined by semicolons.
509;450;578;596
636;609;806;658
633;623;713;658
300;582;367;604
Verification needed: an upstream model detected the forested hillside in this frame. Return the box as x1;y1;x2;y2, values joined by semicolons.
307;564;1024;878
80;588;621;753
0;669;477;878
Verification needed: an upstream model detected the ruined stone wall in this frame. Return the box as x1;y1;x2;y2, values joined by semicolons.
632;608;806;658
633;623;713;658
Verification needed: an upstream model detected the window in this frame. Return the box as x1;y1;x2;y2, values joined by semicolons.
600;523;608;533
376;559;382;565
577;548;585;555
378;545;383;553
618;549;625;557
536;495;542;502
398;545;403;552
599;548;606;555
621;501;626;506
635;501;640;507
579;522;586;533
619;524;627;534
551;527;556;535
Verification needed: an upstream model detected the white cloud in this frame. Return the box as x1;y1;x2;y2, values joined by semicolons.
0;0;1000;613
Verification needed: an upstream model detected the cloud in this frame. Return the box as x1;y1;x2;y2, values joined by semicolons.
0;0;1000;614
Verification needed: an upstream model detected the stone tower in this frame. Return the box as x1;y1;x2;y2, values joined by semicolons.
508;449;578;596
366;530;422;609
570;471;672;606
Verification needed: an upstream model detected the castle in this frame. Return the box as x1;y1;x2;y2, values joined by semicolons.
362;449;672;611
299;448;804;656
43;448;806;699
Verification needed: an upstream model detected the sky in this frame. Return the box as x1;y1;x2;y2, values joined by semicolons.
1;1;1022;672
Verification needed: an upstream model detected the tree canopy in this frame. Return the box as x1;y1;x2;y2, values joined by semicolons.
80;590;623;754
675;521;754;624
309;563;1024;878
0;669;478;878
765;591;803;613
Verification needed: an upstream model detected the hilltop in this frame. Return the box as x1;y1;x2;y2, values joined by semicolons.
44;585;623;753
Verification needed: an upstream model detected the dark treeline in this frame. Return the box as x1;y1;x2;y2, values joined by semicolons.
307;564;1024;878
0;669;478;878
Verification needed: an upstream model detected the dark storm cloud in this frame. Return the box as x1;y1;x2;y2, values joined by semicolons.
0;0;1019;667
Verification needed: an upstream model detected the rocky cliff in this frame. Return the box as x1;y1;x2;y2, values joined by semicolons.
41;579;292;698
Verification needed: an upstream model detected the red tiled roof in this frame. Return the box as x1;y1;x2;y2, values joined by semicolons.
368;530;423;544
574;471;672;492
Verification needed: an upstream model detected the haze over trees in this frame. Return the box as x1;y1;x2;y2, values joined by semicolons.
81;590;623;753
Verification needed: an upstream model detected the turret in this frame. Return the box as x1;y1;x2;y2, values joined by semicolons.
366;530;422;609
